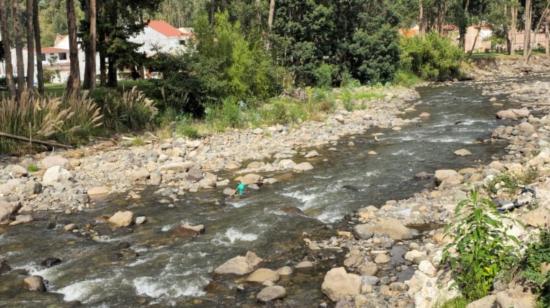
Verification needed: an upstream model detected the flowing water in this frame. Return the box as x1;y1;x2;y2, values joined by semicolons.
0;80;522;307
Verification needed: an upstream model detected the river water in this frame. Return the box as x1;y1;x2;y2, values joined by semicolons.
0;80;513;307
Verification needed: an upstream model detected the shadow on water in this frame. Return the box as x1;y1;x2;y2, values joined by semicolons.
0;80;522;307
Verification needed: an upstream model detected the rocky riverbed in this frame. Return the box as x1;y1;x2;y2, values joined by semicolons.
0;86;418;221
305;72;550;307
1;61;549;307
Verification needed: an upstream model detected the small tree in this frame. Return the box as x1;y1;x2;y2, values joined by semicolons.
443;190;519;301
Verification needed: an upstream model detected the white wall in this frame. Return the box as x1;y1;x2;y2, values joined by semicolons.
129;27;186;56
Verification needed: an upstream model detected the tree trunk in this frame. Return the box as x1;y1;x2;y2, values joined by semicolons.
99;50;106;86
266;0;275;49
527;2;550;61
32;0;43;94
25;0;34;89
268;0;275;31
66;0;81;97
458;0;470;50
523;0;532;62
0;0;16;97
509;2;518;55
13;0;25;96
436;0;447;35
107;54;117;87
83;0;97;90
546;22;550;57
468;26;481;55
419;0;425;36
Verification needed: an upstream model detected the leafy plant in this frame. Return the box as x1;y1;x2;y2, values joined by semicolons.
520;230;550;306
443;190;520;301
175;116;201;139
400;33;464;81
485;172;520;196
437;297;468;308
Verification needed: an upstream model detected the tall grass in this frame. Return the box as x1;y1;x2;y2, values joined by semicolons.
0;92;102;153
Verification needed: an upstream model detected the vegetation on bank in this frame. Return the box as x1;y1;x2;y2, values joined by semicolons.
442;167;549;306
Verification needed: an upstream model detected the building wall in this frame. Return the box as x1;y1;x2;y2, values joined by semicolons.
129;27;186;56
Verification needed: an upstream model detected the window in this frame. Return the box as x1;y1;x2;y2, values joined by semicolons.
58;53;67;60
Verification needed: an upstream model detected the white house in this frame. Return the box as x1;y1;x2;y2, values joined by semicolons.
129;20;192;56
1;20;190;84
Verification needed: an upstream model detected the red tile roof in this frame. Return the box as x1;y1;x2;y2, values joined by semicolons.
42;47;69;54
148;20;183;38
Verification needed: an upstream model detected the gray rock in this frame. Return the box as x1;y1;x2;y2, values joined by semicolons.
0;201;21;224
108;211;134;228
214;251;263;275
257;285;286;302
293;162;314;172
23;276;46;292
42;166;72;186
40;155;69;169
362;218;418;240
361;275;379;286
321;267;361;302
135;216;147;225
353;224;373;240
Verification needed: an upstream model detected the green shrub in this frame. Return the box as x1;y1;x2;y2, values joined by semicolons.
193;11;279;106
400;33;464;81
27;164;39;173
176;120;201;139
438;297;468;308
520;230;550;306
485;172;520;196
92;87;157;131
314;63;335;88
443;190;519;301
341;88;354;111
205;98;245;131
394;69;421;87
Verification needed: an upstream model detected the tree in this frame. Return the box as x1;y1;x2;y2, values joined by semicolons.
266;0;275;49
66;0;81;97
33;0;44;94
95;0;162;87
524;0;532;61
83;0;97;89
13;0;26;96
26;0;34;89
0;0;16;97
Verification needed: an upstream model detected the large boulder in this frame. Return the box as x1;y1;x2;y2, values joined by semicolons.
363;218;418;240
159;161;196;172
454;148;472;157
214;251;263;275
236;174;263;185
496;108;530;120
40;155;69;169
293;162;314;172
246;268;280;283
42;166;72;186
434;169;463;186
518;122;536;136
108;211;134;228
256;285;286;302
321;267;361;302
353;224;373;239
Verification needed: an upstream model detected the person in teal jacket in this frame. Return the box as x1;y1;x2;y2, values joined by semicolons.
236;182;247;196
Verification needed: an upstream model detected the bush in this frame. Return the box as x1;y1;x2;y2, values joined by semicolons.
443;190;519;301
92;87;157;131
193;11;279;106
0;92;103;153
520;230;550;306
175;117;201;139
314;63;335;88
400;33;464;81
205;98;245;131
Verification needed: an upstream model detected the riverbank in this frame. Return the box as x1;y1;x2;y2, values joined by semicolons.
0;85;419;222
308;67;550;307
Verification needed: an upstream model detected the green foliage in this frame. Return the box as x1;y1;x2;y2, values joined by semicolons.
272;0;400;86
520;230;550;306
437;297;468;308
193;12;279;105
400;33;464;81
27;164;39;173
394;69;422;87
485;167;539;197
314;63;335;88
205;98;245;131
91;87;158;131
175;117;201;139
443;190;520;301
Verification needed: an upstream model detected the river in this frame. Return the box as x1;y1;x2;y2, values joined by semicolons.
0;80;515;307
